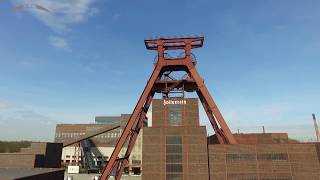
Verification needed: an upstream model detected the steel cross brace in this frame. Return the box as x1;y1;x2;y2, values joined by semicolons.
197;91;225;143
185;56;237;144
100;63;162;179
113;93;154;180
100;37;237;179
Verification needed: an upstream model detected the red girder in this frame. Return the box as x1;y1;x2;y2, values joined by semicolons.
99;36;236;180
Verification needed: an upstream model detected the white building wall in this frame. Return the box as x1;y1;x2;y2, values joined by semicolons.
147;112;152;127
61;130;143;171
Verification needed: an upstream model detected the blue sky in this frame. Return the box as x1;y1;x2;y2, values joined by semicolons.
0;0;319;141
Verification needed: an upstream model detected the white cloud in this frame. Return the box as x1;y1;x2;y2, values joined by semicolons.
48;36;71;51
0;105;60;141
12;0;98;32
0;101;15;109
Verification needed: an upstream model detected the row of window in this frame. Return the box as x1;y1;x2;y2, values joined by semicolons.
65;155;108;159
226;153;288;161
56;132;85;138
232;178;292;180
55;132;121;139
166;136;183;180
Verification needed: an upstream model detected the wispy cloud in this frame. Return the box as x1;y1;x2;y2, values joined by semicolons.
12;0;99;32
48;35;71;51
0;101;16;109
0;102;61;141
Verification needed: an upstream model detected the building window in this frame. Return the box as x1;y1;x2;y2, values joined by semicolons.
226;153;288;162
168;106;182;126
226;153;256;161
260;179;292;180
132;160;141;165
166;136;183;178
166;174;183;180
166;164;183;173
166;145;182;154
166;136;183;144
257;153;288;161
166;155;182;163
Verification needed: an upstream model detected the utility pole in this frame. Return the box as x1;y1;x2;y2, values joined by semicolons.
312;113;320;142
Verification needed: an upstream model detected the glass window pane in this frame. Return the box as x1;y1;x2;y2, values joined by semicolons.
166;155;182;163
166;145;182;154
167;106;182;111
166;164;183;173
166;174;183;180
168;106;182;126
166;136;182;144
169;112;182;126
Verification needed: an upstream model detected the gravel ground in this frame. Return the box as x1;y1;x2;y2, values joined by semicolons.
64;173;141;180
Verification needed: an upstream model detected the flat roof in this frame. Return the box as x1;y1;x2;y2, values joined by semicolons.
0;168;64;179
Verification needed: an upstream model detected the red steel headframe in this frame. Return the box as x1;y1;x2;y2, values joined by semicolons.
100;36;237;180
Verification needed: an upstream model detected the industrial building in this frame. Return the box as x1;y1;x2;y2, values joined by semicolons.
143;98;209;180
209;143;320;180
142;98;320;180
1;36;320;180
96;37;320;179
0;142;64;180
54;114;145;174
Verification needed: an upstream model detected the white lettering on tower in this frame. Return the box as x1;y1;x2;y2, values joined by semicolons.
163;99;187;106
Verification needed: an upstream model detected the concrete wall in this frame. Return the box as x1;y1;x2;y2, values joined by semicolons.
0;168;64;180
15;170;64;180
0;142;62;169
0;154;38;168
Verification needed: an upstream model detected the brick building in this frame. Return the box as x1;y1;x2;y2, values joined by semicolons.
142;98;320;180
55;114;144;174
209;143;320;180
143;98;209;180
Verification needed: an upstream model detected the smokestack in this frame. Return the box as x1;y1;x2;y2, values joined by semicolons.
312;113;320;142
262;126;265;134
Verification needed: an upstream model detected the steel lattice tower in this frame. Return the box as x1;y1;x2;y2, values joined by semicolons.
100;36;237;179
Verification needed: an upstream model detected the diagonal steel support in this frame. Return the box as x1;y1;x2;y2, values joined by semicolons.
100;62;162;180
197;91;225;143
99;36;237;180
114;93;154;180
